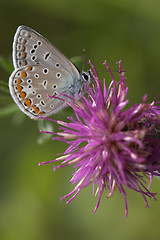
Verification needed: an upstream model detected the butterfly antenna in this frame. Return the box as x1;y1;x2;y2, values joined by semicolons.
82;49;86;72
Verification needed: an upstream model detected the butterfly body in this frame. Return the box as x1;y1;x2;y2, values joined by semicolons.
9;26;90;119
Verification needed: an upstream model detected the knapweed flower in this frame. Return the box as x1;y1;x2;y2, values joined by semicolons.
39;60;160;216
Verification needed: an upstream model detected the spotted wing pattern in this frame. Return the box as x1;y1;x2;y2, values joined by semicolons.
9;64;75;119
9;26;82;119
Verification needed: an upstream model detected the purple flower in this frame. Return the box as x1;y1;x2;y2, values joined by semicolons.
39;60;160;216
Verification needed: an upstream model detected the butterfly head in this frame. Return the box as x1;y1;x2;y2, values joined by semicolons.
72;70;91;97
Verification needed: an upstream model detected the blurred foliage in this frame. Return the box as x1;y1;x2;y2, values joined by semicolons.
0;0;160;240
0;56;14;74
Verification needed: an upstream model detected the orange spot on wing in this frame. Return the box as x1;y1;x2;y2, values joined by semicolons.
27;66;33;71
21;46;25;51
22;52;26;59
22;39;26;44
39;111;45;115
17;85;23;92
17;78;22;84
20;91;26;99
21;71;27;78
33;105;39;114
22;60;27;66
25;98;31;108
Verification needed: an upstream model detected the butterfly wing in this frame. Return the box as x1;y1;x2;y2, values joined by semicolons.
9;64;75;119
9;25;83;119
12;25;80;78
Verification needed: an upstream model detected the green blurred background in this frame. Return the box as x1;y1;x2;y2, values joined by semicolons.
0;0;160;239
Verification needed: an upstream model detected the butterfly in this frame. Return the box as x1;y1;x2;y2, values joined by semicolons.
9;26;91;119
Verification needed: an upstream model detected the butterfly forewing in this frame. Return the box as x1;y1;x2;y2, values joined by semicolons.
13;25;80;77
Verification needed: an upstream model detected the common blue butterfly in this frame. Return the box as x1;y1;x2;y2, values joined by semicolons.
9;26;90;119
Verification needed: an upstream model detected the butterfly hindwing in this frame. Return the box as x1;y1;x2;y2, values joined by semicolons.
9;64;74;119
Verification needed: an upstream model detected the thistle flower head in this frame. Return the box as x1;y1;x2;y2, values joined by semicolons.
39;60;160;216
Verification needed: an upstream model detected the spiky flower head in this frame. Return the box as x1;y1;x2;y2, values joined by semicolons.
39;60;160;216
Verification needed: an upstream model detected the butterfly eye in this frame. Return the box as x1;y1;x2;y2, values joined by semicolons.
82;72;90;82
